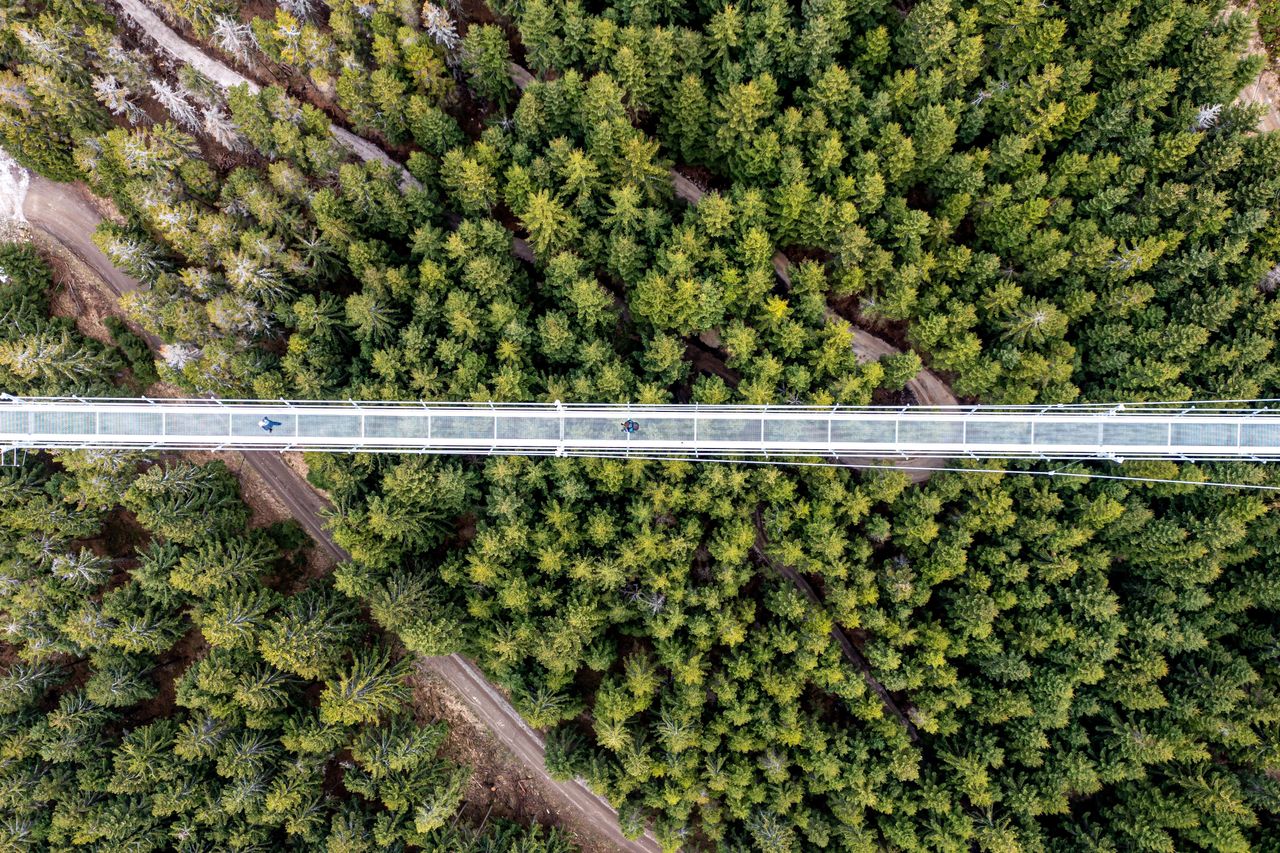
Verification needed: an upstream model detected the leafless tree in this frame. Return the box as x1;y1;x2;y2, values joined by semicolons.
212;16;257;65
92;75;147;125
1259;265;1280;294
1194;103;1223;131
279;0;316;18
422;3;460;52
150;79;200;131
161;343;201;369
202;107;243;150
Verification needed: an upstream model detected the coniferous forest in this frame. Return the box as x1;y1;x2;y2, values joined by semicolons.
1;0;1279;849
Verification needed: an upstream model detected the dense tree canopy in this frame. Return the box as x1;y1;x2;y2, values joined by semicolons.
0;250;571;851
2;0;1279;849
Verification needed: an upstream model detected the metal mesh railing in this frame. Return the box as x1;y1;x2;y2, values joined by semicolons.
0;397;1279;462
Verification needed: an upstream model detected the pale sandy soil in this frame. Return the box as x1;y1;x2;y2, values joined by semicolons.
279;450;331;502
408;664;596;846
33;236;317;538
1234;3;1280;131
39;231;121;347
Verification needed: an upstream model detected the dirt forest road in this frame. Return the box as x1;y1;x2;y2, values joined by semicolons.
114;0;422;191
1235;2;1280;132
16;169;658;853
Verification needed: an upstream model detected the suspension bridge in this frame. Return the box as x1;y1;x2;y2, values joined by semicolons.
2;397;1279;465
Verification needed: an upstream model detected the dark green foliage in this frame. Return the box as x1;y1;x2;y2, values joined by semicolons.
103;316;159;386
0;244;120;396
0;456;570;851
1262;3;1280;58
462;25;516;110
258;582;361;679
123;461;249;544
3;0;1279;847
0;5;110;180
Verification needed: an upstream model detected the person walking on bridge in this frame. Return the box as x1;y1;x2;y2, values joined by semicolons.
258;416;282;433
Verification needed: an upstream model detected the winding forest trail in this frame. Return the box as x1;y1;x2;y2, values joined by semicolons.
507;70;957;481
1234;3;1280;132
114;0;421;191
46;7;958;840
16;168;658;853
23;176;140;298
670;165;959;419
508;71;954;401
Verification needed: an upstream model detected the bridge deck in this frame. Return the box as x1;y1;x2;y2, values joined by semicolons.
1;398;1278;461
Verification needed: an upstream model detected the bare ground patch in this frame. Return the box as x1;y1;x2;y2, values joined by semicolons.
29;227;121;347
280;450;331;502
408;662;597;849
1234;2;1280;131
27;235;338;579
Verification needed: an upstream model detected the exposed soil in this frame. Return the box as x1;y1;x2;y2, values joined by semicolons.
70;183;127;227
408;663;592;847
144;0;419;159
871;385;920;407
18;161;658;850
279;450;331;501
827;293;915;354
130;625;209;727
458;0;529;69
684;339;741;386
1235;2;1280;132
43;238;126;348
94;506;151;562
750;507;920;743
672;164;724;197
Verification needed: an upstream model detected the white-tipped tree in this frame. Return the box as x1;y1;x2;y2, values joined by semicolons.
421;4;460;52
49;549;112;590
150;80;200;131
0;661;62;712
0;328;120;389
94;227;166;280
92;75;147;125
212;16;258;65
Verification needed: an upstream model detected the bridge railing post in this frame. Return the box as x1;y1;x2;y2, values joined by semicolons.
692;403;699;457
760;404;767;458
827;405;835;459
555;399;564;458
489;400;497;455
